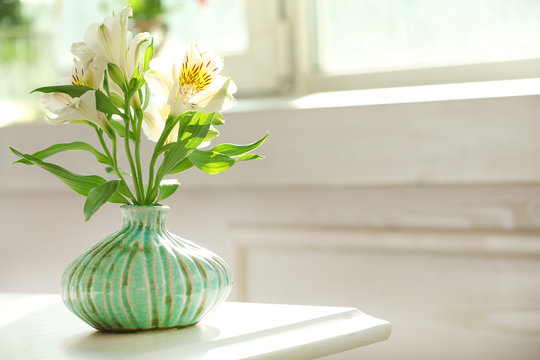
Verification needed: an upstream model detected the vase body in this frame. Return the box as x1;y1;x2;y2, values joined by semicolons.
60;205;232;332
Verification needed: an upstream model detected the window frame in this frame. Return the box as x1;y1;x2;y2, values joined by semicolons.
285;0;540;94
222;0;292;97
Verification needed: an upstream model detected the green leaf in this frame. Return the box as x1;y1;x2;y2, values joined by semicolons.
118;181;134;200
169;158;194;174
134;106;143;123
109;119;136;140
204;128;220;143
212;112;225;125
141;82;151;110
107;63;127;90
159;112;215;176
110;92;125;109
236;154;264;161
143;40;154;73
70;120;96;127
146;186;159;205
178;112;215;147
157;179;180;202
102;69;111;96
95;90;122;115
31;84;92;97
9;147;128;203
127;74;145;96
13;141;111;166
84;180;120;221
212;133;268;157
188;149;235;174
155;113;193;155
105;167;131;176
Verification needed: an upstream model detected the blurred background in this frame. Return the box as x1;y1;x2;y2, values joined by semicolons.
1;0;540;359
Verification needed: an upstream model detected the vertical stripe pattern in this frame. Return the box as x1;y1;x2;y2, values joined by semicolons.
60;205;232;332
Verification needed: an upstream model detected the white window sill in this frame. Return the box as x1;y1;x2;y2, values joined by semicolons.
231;78;540;113
4;78;540;128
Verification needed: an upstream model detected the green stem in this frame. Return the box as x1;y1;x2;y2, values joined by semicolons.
123;102;143;204
145;133;165;203
144;114;180;203
111;135;136;201
95;127;109;154
145;152;158;203
148;159;168;203
95;127;135;202
133;110;145;204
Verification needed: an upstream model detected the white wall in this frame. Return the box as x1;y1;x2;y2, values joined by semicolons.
1;89;540;359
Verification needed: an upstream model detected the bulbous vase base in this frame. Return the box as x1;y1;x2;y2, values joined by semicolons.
60;206;232;332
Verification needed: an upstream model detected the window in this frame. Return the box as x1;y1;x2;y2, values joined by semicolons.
294;0;540;91
0;0;282;127
155;0;285;96
2;0;540;126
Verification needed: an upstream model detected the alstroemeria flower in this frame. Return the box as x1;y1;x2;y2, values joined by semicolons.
165;45;236;116
42;91;109;130
70;58;104;89
141;45;236;143
70;42;105;89
39;39;108;131
141;100;174;143
83;7;151;82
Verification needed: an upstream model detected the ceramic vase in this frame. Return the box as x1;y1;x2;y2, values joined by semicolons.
60;205;232;332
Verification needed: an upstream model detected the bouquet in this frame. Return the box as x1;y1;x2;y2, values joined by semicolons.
10;7;266;221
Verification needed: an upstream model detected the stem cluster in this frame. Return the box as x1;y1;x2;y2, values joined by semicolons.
97;71;159;205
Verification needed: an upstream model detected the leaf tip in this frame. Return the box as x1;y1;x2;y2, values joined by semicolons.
8;146;23;157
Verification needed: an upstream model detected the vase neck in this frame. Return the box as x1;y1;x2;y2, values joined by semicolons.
120;206;169;230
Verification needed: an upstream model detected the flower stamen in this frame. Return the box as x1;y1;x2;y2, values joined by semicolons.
178;45;224;104
72;67;90;86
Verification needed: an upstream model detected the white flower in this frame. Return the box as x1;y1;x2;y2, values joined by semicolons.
141;100;174;143
83;6;151;81
141;45;236;143
70;57;104;89
148;45;237;116
40;42;108;131
70;42;105;89
42;91;109;130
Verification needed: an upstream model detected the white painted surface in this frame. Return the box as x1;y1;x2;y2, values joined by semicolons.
2;93;540;191
1;92;540;359
0;293;391;360
233;228;540;360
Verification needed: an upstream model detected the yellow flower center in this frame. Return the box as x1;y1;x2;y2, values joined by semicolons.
71;68;89;86
180;57;219;94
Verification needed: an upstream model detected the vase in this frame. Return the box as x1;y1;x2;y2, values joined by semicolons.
60;205;232;332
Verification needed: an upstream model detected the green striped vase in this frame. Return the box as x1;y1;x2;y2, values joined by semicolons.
60;205;232;332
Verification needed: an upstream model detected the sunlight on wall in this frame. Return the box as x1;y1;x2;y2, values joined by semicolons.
0;102;36;127
292;78;540;109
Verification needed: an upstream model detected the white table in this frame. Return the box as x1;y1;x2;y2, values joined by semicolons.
0;293;391;359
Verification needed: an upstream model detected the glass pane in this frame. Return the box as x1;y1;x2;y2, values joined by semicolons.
313;0;540;74
161;0;248;56
0;0;122;127
0;0;53;126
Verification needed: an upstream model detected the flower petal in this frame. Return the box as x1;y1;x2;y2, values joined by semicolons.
43;91;108;130
145;69;173;102
192;77;237;113
71;42;95;68
126;32;152;78
142;101;173;143
180;44;224;93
